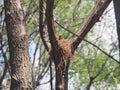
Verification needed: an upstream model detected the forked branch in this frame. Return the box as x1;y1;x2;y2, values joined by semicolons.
71;0;112;53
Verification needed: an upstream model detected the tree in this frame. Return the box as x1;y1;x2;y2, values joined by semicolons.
0;0;119;90
4;0;33;89
40;0;111;90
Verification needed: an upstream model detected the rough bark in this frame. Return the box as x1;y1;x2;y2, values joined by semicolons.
50;39;71;90
4;0;33;89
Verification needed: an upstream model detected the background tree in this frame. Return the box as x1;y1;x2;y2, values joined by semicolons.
4;0;33;90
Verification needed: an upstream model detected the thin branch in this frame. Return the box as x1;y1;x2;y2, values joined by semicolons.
0;21;12;77
39;76;54;85
72;0;81;22
49;57;53;90
35;44;46;81
94;65;119;83
71;0;112;53
32;37;40;88
32;37;40;67
29;29;39;39
0;62;7;90
86;45;115;90
36;59;49;86
32;37;41;84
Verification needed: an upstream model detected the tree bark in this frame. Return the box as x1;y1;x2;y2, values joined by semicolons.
55;62;69;90
50;39;71;90
4;0;33;89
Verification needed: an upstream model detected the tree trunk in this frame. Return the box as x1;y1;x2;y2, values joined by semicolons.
4;0;33;89
51;39;71;90
55;62;69;90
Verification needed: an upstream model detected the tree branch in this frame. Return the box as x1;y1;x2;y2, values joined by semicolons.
39;0;50;51
36;59;49;87
46;0;58;49
0;62;7;89
49;57;53;90
71;0;112;53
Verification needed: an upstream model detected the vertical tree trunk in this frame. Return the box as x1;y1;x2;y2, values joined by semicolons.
51;39;71;90
55;62;69;90
4;0;33;89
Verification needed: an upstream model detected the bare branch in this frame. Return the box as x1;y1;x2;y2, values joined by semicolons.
32;37;40;67
0;62;7;89
71;0;112;53
0;21;11;77
36;59;49;87
39;0;50;51
46;0;58;49
49;57;53;90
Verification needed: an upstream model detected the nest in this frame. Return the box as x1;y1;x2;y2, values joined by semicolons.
58;39;72;58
